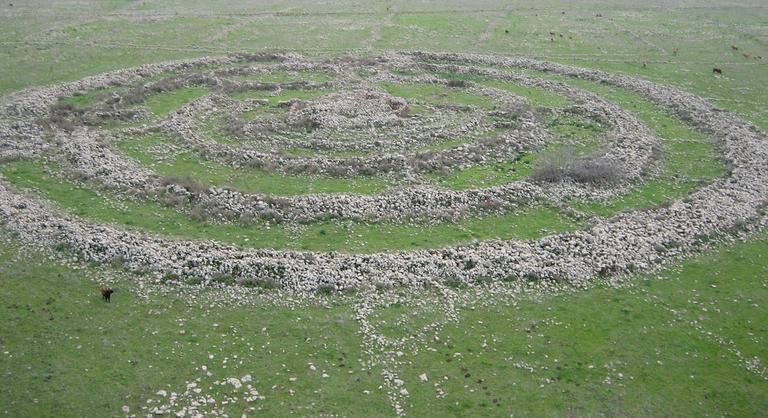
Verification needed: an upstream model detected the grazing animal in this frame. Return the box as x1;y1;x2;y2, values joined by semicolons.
731;45;739;50
712;67;723;75
743;53;751;59
100;287;114;303
672;47;679;55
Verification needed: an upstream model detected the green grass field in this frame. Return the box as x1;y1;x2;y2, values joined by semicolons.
0;1;766;416
2;231;766;416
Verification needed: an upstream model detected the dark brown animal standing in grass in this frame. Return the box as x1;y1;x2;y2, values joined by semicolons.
100;287;114;303
713;67;723;75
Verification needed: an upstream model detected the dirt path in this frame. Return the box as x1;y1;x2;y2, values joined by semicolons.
475;4;512;48
206;15;263;43
362;8;395;51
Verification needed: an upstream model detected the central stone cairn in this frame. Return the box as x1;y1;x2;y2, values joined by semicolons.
0;51;766;293
285;90;409;130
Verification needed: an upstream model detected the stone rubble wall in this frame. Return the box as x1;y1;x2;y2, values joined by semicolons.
0;52;765;292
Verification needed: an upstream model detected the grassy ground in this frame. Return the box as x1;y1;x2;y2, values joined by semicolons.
425;113;608;190
115;135;391;196
1;230;766;416
144;87;209;116
381;82;496;109
400;236;768;416
0;161;582;253
434;71;573;108
0;0;766;416
0;236;391;417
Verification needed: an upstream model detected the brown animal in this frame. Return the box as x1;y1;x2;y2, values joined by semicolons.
731;45;738;51
100;287;114;303
712;67;723;75
672;47;679;55
743;53;751;59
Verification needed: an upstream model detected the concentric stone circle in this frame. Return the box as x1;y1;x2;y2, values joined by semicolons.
1;51;766;293
10;52;660;224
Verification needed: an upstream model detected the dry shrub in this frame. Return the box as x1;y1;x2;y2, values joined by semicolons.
238;212;256;225
237;52;282;63
325;165;350;177
394;104;412;118
290;116;320;132
189;206;206;221
45;102;86;131
259;208;284;223
446;79;469;88
532;147;623;186
481;198;505;210
222;116;247;136
159;175;209;194
240;277;280;289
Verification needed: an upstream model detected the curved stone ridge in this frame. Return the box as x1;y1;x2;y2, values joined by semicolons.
7;52;661;224
1;51;766;292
